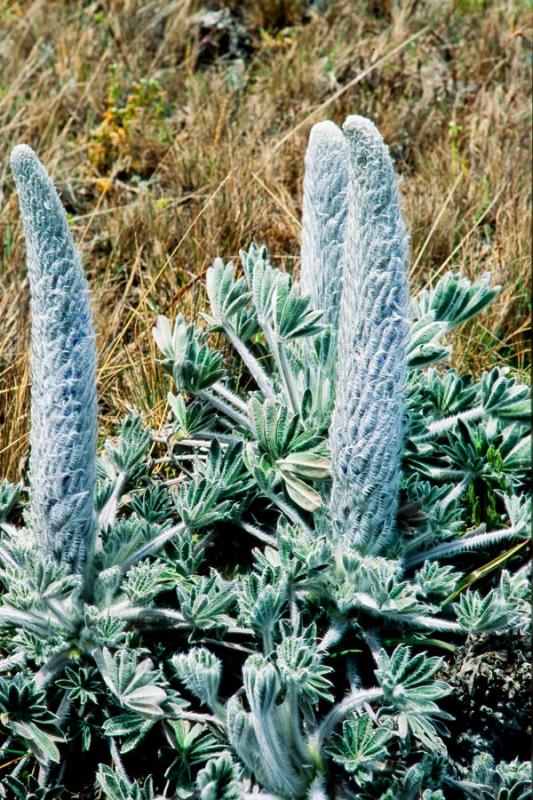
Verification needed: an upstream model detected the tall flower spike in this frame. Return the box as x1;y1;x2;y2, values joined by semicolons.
10;145;97;571
300;120;349;331
329;116;410;553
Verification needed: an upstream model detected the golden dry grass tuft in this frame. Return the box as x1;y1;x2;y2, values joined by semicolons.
0;0;531;480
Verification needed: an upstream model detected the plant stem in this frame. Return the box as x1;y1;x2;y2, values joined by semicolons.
404;525;524;567
99;470;127;529
313;687;383;750
238;520;277;548
34;652;70;691
199;389;250;429
425;406;484;437
122;522;186;571
212;381;249;414
222;321;275;400
276;343;300;414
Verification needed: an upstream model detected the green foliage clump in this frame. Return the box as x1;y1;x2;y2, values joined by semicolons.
0;117;530;799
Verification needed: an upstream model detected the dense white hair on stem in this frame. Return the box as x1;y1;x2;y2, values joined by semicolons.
300;119;349;332
329;115;410;553
10;145;97;571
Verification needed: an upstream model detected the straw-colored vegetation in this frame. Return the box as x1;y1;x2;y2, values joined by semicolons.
0;0;530;480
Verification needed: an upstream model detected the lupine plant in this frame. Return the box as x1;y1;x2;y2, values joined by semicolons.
0;117;530;799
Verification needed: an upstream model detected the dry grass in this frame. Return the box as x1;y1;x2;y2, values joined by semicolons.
0;0;530;481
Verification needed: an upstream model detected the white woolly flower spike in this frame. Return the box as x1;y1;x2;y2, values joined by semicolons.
300;119;349;331
10;145;97;571
329;115;410;553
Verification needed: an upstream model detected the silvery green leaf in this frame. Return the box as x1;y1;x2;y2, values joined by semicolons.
480;368;531;422
240;244;279;325
453;589;514;633
375;646;449;714
96;648;167;718
414;562;461;598
425;368;477;414
130;485;173;524
412;271;500;331
0;480;22;522
406;314;449;368
167;393;213;439
329;713;392;783
177;574;236;631
196;753;242;800
281;472;323;512
172;648;222;710
163;719;223;783
276;623;333;702
102;712;156;754
152;314;192;365
0;674;63;764
104;413;151;480
96;765;156;800
206;258;250;322
273;274;324;342
173;339;225;394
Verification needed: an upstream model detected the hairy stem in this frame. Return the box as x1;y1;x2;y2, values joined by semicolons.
222;321;275;400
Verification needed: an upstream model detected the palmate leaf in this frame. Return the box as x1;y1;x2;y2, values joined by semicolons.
122;559;166;604
238;566;287;645
453;588;514;633
56;665;100;705
375;646;450;715
249;398;323;459
96;648;167;718
414;562;461;599
96;765;155;800
273;274;325;341
276;622;334;703
425;368;478;415
412;271;500;331
152;313;193;365
247;398;329;510
199;440;253;500
329;713;392;784
1;774;64;800
172;648;222;710
240;244;279;324
0;674;63;764
469;755;532;800
104;413;151;480
102;712;156;754
129;484;174;524
397;711;448;753
406;314;449;368
164;719;223;784
197;753;242;800
480;368;531;422
174;476;238;530
177;573;236;631
173;338;226;394
206;258;250;323
167;393;213;440
25;555;82;602
0;480;22;522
